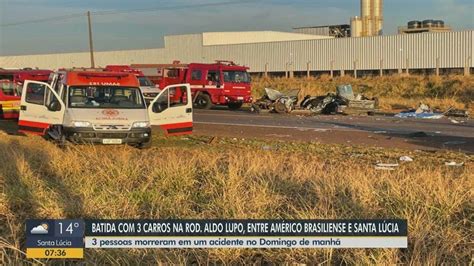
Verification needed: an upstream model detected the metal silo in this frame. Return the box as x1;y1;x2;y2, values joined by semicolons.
361;0;371;17
351;16;363;37
372;0;383;35
361;0;371;36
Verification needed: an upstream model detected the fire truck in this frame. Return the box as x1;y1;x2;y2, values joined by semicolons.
104;65;160;102
0;68;52;119
18;70;192;148
135;61;252;110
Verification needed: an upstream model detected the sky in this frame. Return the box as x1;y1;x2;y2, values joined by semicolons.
0;0;473;55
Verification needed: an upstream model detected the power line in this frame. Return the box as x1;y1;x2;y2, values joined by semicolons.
0;13;85;27
0;0;261;27
93;0;259;16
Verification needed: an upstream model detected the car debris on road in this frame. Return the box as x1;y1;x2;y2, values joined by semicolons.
251;88;299;114
301;85;378;115
395;103;444;119
445;161;465;167
399;156;414;162
444;108;469;118
375;163;399;170
252;84;378;115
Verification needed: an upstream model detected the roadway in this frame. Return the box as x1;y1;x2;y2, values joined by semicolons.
0;109;471;153
193;109;474;153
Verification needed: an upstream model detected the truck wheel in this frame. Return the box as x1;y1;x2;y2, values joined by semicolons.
137;141;152;149
194;94;212;109
228;102;243;110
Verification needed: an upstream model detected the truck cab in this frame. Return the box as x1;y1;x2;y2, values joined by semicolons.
0;68;52;119
18;70;193;148
104;65;160;102
154;61;252;110
0;80;21;119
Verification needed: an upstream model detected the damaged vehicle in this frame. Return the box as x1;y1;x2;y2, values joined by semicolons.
252;85;377;115
301;85;378;114
251;88;299;113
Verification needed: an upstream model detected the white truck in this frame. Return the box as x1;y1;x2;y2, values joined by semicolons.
18;70;193;148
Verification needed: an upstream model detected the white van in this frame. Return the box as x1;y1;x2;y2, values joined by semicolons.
18;70;193;148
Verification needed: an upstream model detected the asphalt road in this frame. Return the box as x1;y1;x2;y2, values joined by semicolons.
194;109;474;153
1;109;471;153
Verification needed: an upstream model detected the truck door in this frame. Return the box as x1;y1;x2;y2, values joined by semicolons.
19;81;65;135
206;69;221;88
148;84;193;135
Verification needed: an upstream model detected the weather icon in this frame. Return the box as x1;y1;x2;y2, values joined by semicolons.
30;223;49;235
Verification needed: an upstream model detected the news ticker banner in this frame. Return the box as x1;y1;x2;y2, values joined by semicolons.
26;219;408;259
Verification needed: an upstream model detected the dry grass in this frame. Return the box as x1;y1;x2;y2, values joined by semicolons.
252;75;474;113
0;135;472;264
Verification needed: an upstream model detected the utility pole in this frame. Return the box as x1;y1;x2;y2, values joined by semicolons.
87;11;95;68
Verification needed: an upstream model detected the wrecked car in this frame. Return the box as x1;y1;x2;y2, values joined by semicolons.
251;88;299;113
301;85;378;114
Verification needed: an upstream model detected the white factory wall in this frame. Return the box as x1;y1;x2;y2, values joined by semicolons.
0;30;472;72
202;31;333;46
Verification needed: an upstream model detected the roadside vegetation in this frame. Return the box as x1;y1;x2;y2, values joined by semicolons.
252;75;474;113
0;134;472;264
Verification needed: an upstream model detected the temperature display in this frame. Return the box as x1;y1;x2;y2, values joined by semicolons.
26;219;84;259
56;221;83;237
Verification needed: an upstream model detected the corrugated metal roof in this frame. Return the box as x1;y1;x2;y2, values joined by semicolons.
202;31;333;46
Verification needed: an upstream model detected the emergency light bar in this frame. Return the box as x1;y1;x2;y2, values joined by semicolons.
29;74;50;76
215;60;236;66
78;72;129;78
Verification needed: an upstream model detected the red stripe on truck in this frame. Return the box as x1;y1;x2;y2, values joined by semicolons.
18;120;50;135
160;122;193;136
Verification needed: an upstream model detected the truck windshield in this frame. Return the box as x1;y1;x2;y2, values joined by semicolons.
138;76;154;87
0;74;14;81
223;71;251;83
0;81;21;96
68;86;145;109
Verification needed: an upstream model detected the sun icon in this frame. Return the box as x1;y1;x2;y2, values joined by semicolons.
41;223;49;230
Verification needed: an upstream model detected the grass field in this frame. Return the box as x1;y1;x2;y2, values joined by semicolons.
252;75;474;113
0;134;472;264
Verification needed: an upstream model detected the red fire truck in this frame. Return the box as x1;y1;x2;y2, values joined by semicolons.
104;65;160;101
136;61;252;110
0;68;52;119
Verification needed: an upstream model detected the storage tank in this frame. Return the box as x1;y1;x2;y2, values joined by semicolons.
351;17;363;37
361;0;371;18
361;0;371;36
422;19;434;28
372;0;383;35
433;20;445;27
408;20;422;29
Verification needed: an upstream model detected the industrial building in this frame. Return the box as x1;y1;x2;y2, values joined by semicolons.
0;0;472;77
293;0;383;38
0;30;472;77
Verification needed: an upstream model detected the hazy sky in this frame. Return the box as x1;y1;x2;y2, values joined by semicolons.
0;0;473;55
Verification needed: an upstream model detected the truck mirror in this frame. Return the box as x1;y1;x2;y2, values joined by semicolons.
152;102;167;113
47;101;61;112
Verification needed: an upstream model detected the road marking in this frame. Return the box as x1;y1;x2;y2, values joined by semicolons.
194;121;347;131
195;112;274;119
